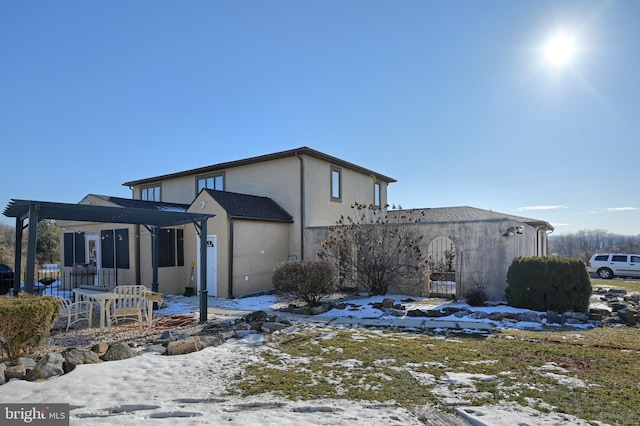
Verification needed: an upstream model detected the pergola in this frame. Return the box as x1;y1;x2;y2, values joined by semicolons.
3;199;215;323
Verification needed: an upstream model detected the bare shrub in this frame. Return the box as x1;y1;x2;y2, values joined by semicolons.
272;260;335;307
318;203;429;296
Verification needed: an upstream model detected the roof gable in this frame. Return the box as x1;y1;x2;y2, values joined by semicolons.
123;147;396;187
202;190;293;223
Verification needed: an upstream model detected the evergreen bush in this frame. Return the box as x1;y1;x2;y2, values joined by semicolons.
0;294;59;363
272;260;335;307
505;257;591;313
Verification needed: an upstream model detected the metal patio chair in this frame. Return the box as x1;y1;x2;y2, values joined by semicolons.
53;295;93;331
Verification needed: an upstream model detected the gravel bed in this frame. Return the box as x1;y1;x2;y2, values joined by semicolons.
37;310;206;357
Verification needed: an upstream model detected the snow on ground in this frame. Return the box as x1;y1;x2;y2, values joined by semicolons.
0;292;601;425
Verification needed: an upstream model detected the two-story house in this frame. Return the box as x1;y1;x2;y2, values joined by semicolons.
52;146;553;302
57;147;396;298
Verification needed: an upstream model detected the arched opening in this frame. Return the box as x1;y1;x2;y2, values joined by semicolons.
427;236;456;297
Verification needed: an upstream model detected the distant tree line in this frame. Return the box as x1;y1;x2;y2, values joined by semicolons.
0;221;60;268
549;229;640;263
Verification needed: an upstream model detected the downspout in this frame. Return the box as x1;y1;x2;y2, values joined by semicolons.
228;217;234;298
296;152;305;260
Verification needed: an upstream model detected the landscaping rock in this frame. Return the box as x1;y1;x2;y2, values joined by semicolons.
25;352;64;381
518;312;542;323
101;342;137;361
63;347;101;373
18;357;36;371
616;308;637;325
4;364;26;380
91;342;109;355
389;308;405;317
563;312;589;322
453;308;472;318
160;330;189;341
310;304;332;315
244;311;270;322
382;298;395;309
546;311;564;325
406;309;428;317
0;362;6;385
261;322;289;333
200;335;224;348
467;311;489;320
140;344;167;354
167;337;203;355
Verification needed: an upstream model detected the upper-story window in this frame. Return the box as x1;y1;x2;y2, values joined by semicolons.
331;167;342;202
197;173;224;192
141;185;160;201
374;182;381;207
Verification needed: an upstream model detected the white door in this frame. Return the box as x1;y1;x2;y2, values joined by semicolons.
86;235;100;286
197;235;217;297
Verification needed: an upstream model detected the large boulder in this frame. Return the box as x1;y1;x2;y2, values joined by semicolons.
101;342;137;361
63;347;102;373
25;352;64;381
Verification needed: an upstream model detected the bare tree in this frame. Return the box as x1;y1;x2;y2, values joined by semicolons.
549;229;640;262
317;203;429;296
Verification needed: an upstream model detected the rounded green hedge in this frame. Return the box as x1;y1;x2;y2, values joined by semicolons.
505;257;591;313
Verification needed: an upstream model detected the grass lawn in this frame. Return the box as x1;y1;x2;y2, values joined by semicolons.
590;277;640;293
234;324;640;425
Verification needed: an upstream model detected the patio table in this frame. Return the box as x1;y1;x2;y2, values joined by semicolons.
73;287;163;331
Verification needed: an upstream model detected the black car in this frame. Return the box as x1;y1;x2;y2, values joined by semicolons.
0;263;15;295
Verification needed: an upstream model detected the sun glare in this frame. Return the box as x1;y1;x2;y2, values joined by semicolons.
542;32;578;68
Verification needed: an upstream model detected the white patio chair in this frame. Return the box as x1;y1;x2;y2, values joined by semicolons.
105;285;147;332
53;295;93;331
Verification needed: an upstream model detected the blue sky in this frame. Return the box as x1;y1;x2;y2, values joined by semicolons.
1;1;638;235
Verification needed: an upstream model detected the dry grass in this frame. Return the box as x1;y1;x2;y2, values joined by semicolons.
234;325;640;425
590;277;640;293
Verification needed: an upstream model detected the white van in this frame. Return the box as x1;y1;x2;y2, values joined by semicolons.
587;253;640;279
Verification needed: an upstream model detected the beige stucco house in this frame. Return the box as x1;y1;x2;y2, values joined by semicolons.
59;147;395;298
58;147;552;301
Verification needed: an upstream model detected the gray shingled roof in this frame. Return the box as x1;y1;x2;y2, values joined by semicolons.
91;194;190;212
204;190;293;223
392;206;553;229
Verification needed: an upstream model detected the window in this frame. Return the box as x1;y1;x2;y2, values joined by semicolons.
594;255;609;261
197;174;224;192
100;229;130;269
157;228;184;267
331;167;341;201
141;185;160;201
63;232;86;266
612;255;628;262
374;182;381;207
631;256;640;263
